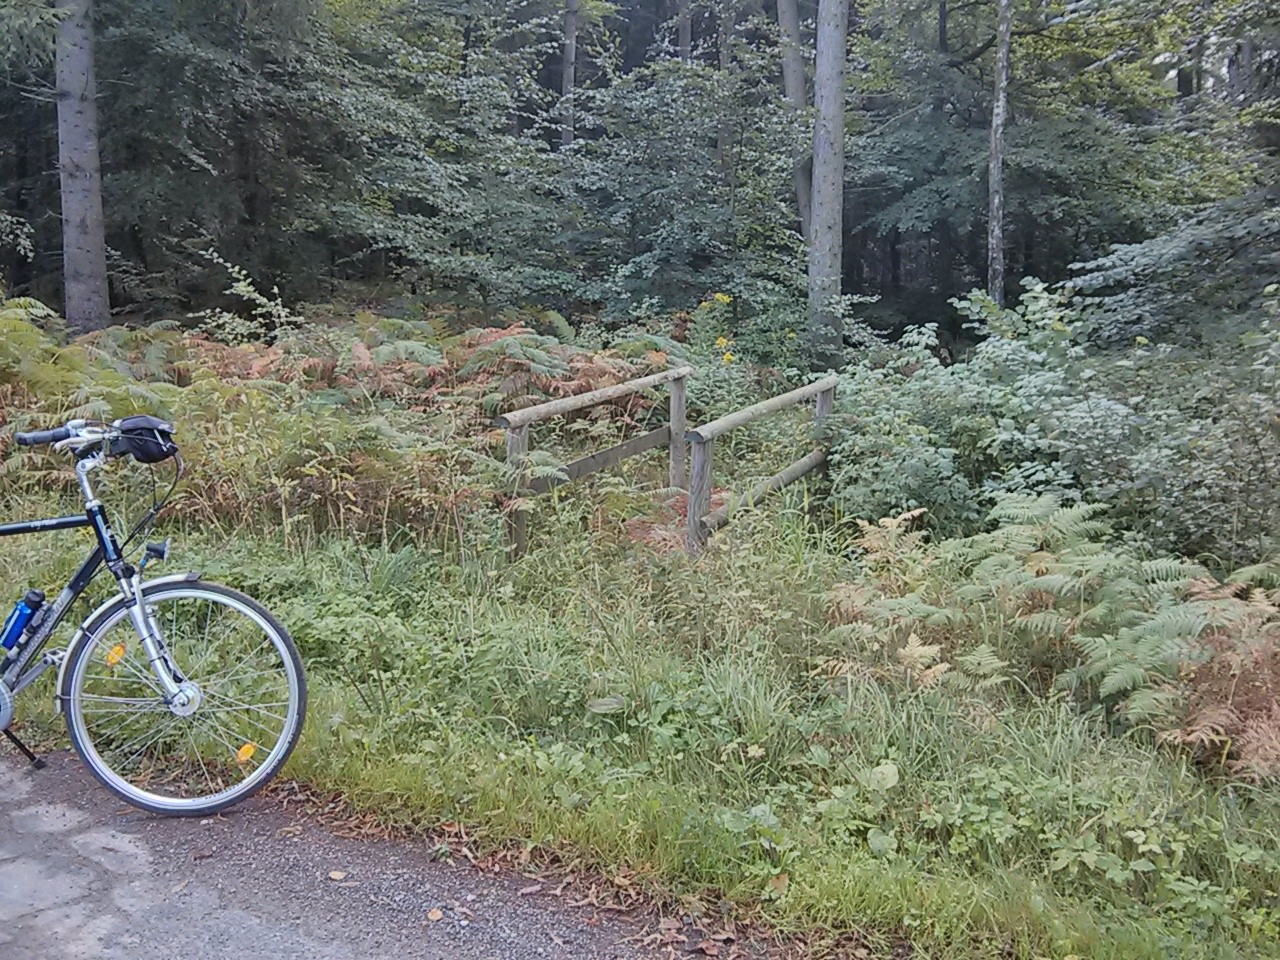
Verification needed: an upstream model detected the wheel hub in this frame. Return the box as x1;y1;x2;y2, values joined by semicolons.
168;681;202;717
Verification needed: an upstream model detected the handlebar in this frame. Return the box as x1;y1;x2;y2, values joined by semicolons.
15;427;72;447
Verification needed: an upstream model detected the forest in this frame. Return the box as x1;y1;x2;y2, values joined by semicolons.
2;0;1280;957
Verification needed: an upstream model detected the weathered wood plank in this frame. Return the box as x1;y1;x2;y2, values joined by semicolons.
505;425;529;556
814;384;835;431
687;375;840;442
702;449;827;533
685;437;714;554
668;375;687;490
529;426;672;495
497;366;696;429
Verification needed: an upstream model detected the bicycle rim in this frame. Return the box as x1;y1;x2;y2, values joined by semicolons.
65;583;304;815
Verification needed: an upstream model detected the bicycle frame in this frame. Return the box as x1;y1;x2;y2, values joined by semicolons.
0;452;139;695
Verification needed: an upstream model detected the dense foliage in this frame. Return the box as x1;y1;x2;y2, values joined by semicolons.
1;0;1275;338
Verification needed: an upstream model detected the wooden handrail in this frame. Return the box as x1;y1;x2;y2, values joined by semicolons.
686;375;839;442
684;375;838;553
496;366;695;429
497;365;693;556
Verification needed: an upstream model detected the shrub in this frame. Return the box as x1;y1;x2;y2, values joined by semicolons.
826;280;1280;564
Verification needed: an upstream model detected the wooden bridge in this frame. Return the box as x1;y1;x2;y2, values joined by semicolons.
496;368;838;555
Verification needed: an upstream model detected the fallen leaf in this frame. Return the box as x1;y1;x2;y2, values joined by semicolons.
328;870;348;881
694;941;721;956
427;908;444;922
170;879;190;895
518;883;543;896
767;872;789;895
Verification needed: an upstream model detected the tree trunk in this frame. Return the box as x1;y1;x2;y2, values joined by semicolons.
777;0;812;238
986;0;1012;306
561;0;578;146
938;0;948;53
55;0;110;331
677;0;692;59
716;1;738;186
806;0;849;369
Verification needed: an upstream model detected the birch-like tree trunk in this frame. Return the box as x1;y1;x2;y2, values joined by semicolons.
55;0;110;331
806;0;849;369
677;0;691;60
561;0;579;146
986;0;1012;306
777;0;811;239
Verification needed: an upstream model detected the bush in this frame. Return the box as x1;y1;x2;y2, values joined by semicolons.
826;280;1280;564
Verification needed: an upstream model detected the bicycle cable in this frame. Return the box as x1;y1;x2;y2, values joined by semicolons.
117;453;184;555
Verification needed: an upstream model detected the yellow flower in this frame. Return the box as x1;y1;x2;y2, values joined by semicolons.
712;292;733;305
722;351;735;364
786;329;797;340
715;336;729;349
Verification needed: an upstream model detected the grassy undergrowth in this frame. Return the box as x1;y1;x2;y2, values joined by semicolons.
3;306;1280;958
2;494;1278;959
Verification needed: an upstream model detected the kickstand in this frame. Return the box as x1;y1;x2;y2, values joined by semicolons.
3;728;45;769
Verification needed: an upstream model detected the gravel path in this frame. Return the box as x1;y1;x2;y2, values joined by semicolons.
0;750;656;960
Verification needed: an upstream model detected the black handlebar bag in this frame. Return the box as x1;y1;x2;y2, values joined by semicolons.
109;416;178;464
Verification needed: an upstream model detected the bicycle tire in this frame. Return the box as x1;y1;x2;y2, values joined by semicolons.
62;580;306;816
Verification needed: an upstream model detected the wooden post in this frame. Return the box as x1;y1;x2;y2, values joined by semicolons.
506;425;529;557
669;374;687;491
815;384;835;434
686;437;714;554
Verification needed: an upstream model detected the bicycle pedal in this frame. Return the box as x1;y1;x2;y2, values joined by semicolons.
2;728;45;769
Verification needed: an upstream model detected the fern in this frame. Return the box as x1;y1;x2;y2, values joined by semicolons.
1227;561;1280;588
1098;662;1149;699
370;339;444;367
955;644;1010;689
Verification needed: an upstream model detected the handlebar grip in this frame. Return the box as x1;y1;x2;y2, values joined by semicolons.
15;427;72;447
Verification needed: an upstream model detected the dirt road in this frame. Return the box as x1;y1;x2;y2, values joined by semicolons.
0;751;654;960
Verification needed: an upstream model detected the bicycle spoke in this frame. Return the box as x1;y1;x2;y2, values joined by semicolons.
185;724;218;796
200;688;289;720
69;585;303;813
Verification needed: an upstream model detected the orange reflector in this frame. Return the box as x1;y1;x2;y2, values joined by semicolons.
236;742;257;764
105;643;126;667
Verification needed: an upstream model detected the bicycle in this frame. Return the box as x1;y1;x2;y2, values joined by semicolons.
0;415;306;816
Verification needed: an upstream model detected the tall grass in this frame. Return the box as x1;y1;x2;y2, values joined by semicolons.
1;487;1275;959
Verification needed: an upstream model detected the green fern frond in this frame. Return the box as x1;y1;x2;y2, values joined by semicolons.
1098;663;1148;698
1226;561;1280;588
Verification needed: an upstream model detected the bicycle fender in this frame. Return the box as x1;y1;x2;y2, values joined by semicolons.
54;571;202;714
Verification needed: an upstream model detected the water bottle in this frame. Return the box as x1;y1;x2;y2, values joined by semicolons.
0;590;45;653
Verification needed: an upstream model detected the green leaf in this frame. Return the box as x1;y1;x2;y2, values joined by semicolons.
586;695;625;714
859;761;900;793
867;827;897;858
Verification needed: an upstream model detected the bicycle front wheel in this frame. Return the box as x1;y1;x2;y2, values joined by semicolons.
63;580;306;816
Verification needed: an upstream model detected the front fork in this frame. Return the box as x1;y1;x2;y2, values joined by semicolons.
120;572;185;701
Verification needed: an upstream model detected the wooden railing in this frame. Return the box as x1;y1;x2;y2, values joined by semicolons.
684;375;838;554
496;366;694;555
